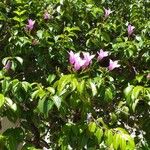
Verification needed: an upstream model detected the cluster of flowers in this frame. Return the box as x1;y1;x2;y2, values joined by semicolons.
104;8;135;37
25;12;50;31
25;8;135;37
69;50;120;71
4;8;149;78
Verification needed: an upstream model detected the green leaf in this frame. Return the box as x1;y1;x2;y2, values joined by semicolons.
0;134;6;149
91;7;103;17
51;95;62;109
57;75;74;95
105;88;113;101
89;80;97;96
36;96;54;117
80;135;88;148
113;128;135;150
124;85;134;97
60;0;64;5
13;16;21;22
132;99;140;112
18;37;30;45
131;86;143;100
3;128;24;150
64;26;81;32
24;147;40;150
124;85;134;104
32;89;46;99
15;57;23;65
77;80;85;94
0;12;6;21
135;74;144;83
2;78;11;94
110;113;117;125
47;74;56;84
120;137;126;150
46;87;55;94
5;97;17;111
10;61;17;71
0;2;5;9
113;134;120;150
0;94;5;108
2;57;12;66
88;122;96;133
102;32;110;42
13;10;26;16
105;129;113;146
94;127;103;143
22;81;31;92
71;78;78;91
37;30;44;39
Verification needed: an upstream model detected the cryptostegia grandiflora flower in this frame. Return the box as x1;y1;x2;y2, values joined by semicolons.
128;24;135;36
44;12;50;20
69;51;94;71
104;8;112;18
97;49;109;61
82;52;95;69
26;19;35;31
108;59;120;71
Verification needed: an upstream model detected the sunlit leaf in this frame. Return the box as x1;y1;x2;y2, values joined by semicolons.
51;95;62;109
0;94;5;108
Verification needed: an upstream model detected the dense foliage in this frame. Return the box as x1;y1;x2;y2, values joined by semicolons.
0;0;150;149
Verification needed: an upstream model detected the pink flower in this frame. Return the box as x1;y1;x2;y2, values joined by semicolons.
128;24;135;36
104;8;112;18
97;49;109;60
69;51;78;65
3;60;11;70
74;56;86;71
44;12;50;20
69;51;95;71
26;19;35;31
108;59;120;71
69;51;94;71
82;52;95;68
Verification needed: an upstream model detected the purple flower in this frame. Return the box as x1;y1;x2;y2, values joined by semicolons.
104;8;112;18
74;56;86;71
69;51;94;71
69;51;78;65
26;19;35;31
44;12;50;20
108;59;120;71
4;60;11;70
82;52;95;68
97;49;109;60
128;24;135;36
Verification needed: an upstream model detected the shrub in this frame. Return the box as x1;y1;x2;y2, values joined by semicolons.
0;0;150;149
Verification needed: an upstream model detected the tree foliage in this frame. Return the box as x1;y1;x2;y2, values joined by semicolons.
0;0;150;149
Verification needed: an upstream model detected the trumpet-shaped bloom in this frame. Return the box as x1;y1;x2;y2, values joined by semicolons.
26;19;35;31
4;61;11;70
104;8;112;18
69;51;94;71
74;57;86;71
69;51;79;65
128;24;135;36
44;12;50;20
82;52;95;68
108;59;120;71
97;49;109;60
